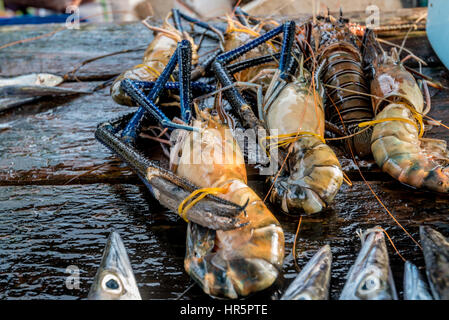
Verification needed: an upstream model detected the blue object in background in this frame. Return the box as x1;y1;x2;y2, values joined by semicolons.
0;14;88;25
427;0;449;71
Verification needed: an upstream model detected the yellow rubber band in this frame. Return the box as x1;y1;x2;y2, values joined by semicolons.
402;103;424;138
359;102;425;138
177;186;230;222
412;111;424;138
134;64;161;78
226;16;278;52
260;131;326;159
229;26;260;38
358;116;423;137
134;64;176;83
262;131;326;145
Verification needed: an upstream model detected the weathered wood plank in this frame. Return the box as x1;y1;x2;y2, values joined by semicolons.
0;84;136;184
0;23;153;81
0;183;190;300
1;181;447;300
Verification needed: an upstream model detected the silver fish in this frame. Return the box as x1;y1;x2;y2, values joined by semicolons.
420;226;449;300
280;245;332;300
0;73;63;87
0;73;90;112
339;226;398;300
0;86;91;98
88;231;142;300
403;261;433;300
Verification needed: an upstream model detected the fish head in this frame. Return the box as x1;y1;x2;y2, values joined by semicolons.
88;231;141;300
34;73;64;87
281;244;332;300
340;227;397;300
352;265;391;300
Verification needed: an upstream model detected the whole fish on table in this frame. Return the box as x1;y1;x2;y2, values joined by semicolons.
0;73;91;112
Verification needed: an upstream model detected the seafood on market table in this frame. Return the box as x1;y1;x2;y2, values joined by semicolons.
280;245;332;300
88;231;141;300
175;118;285;299
339;226;398;300
96;113;245;231
170;47;284;299
363;29;449;193
199;7;282;165
309;14;374;158
262;61;343;215
214;21;343;215
420;226;449;300
403;260;433;300
98;40;285;299
0;73;63;87
91;8;449;301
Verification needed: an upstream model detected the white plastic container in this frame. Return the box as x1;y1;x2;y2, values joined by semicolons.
427;0;449;70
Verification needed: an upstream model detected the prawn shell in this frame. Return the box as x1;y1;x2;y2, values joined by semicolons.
371;103;449;192
370;63;424;115
111;30;179;106
265;82;325;136
174;121;285;298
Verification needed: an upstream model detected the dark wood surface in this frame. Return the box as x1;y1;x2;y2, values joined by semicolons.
1;8;449;300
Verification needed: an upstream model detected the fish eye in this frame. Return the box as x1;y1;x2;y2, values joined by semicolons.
101;274;123;295
358;274;380;295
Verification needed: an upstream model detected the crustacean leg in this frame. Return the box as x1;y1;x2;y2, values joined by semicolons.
120;40;199;145
114;9;224;143
95;113;245;231
106;40;285;298
213;21;297;131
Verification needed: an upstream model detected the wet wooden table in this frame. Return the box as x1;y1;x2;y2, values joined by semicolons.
1;8;448;300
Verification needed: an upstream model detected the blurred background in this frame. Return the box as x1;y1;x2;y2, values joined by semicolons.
0;0;429;24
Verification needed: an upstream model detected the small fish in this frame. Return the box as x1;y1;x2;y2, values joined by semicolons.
0;85;91;98
88;231;142;300
420;226;449;300
0;73;91;112
403;260;433;300
0;73;63;87
339;226;398;300
280;244;332;300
